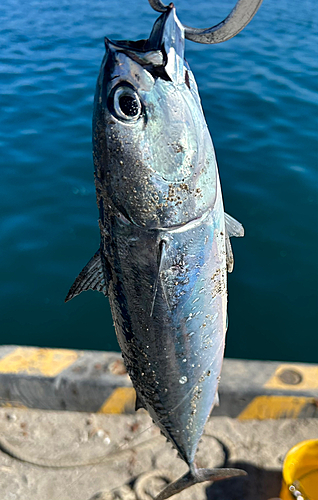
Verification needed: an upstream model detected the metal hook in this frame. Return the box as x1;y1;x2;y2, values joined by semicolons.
148;0;263;44
148;0;171;13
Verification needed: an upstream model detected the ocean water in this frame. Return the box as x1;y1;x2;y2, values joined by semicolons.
0;0;317;362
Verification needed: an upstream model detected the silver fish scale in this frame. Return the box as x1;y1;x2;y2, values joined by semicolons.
100;175;227;464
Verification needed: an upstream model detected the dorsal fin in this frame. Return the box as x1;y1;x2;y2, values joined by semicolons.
65;249;108;303
224;213;244;273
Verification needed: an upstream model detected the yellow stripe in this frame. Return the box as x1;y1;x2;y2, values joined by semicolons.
0;347;78;377
0;399;27;409
264;364;318;391
238;395;312;420
98;387;136;414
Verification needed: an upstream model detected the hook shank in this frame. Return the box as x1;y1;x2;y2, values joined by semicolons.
148;0;263;44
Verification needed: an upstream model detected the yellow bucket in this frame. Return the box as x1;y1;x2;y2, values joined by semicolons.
280;439;318;500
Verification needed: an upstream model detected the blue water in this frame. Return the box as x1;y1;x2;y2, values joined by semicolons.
0;0;317;362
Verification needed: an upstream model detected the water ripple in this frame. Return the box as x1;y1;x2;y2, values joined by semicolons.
0;0;317;360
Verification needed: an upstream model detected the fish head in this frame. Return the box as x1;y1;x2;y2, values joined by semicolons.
94;7;217;229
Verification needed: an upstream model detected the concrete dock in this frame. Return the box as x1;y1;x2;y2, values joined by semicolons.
0;346;317;500
1;408;317;500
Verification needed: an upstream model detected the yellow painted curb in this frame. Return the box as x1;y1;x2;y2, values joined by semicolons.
0;399;27;409
98;387;136;414
265;364;318;391
0;347;79;377
0;348;317;416
238;395;314;420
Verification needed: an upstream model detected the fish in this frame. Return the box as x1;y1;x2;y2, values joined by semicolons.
66;1;262;498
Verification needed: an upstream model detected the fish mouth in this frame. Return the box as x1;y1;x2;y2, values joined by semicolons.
106;7;174;54
105;6;185;85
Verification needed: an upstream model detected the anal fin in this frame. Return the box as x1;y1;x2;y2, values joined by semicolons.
135;393;145;411
65;249;108;303
214;391;220;408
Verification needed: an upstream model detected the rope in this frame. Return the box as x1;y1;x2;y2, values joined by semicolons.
88;470;175;500
134;470;175;500
0;434;162;469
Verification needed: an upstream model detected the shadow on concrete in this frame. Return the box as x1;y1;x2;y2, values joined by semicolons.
206;462;282;500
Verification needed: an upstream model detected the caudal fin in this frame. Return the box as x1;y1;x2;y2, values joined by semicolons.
155;465;247;500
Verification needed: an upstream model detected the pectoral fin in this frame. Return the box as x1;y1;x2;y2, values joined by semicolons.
150;239;169;316
224;213;244;273
65;249;108;302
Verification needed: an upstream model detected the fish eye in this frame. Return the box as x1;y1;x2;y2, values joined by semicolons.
112;85;142;122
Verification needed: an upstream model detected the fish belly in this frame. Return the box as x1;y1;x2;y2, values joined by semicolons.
103;183;227;465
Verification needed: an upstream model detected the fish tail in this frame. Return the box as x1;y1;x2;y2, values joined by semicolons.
154;464;247;500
